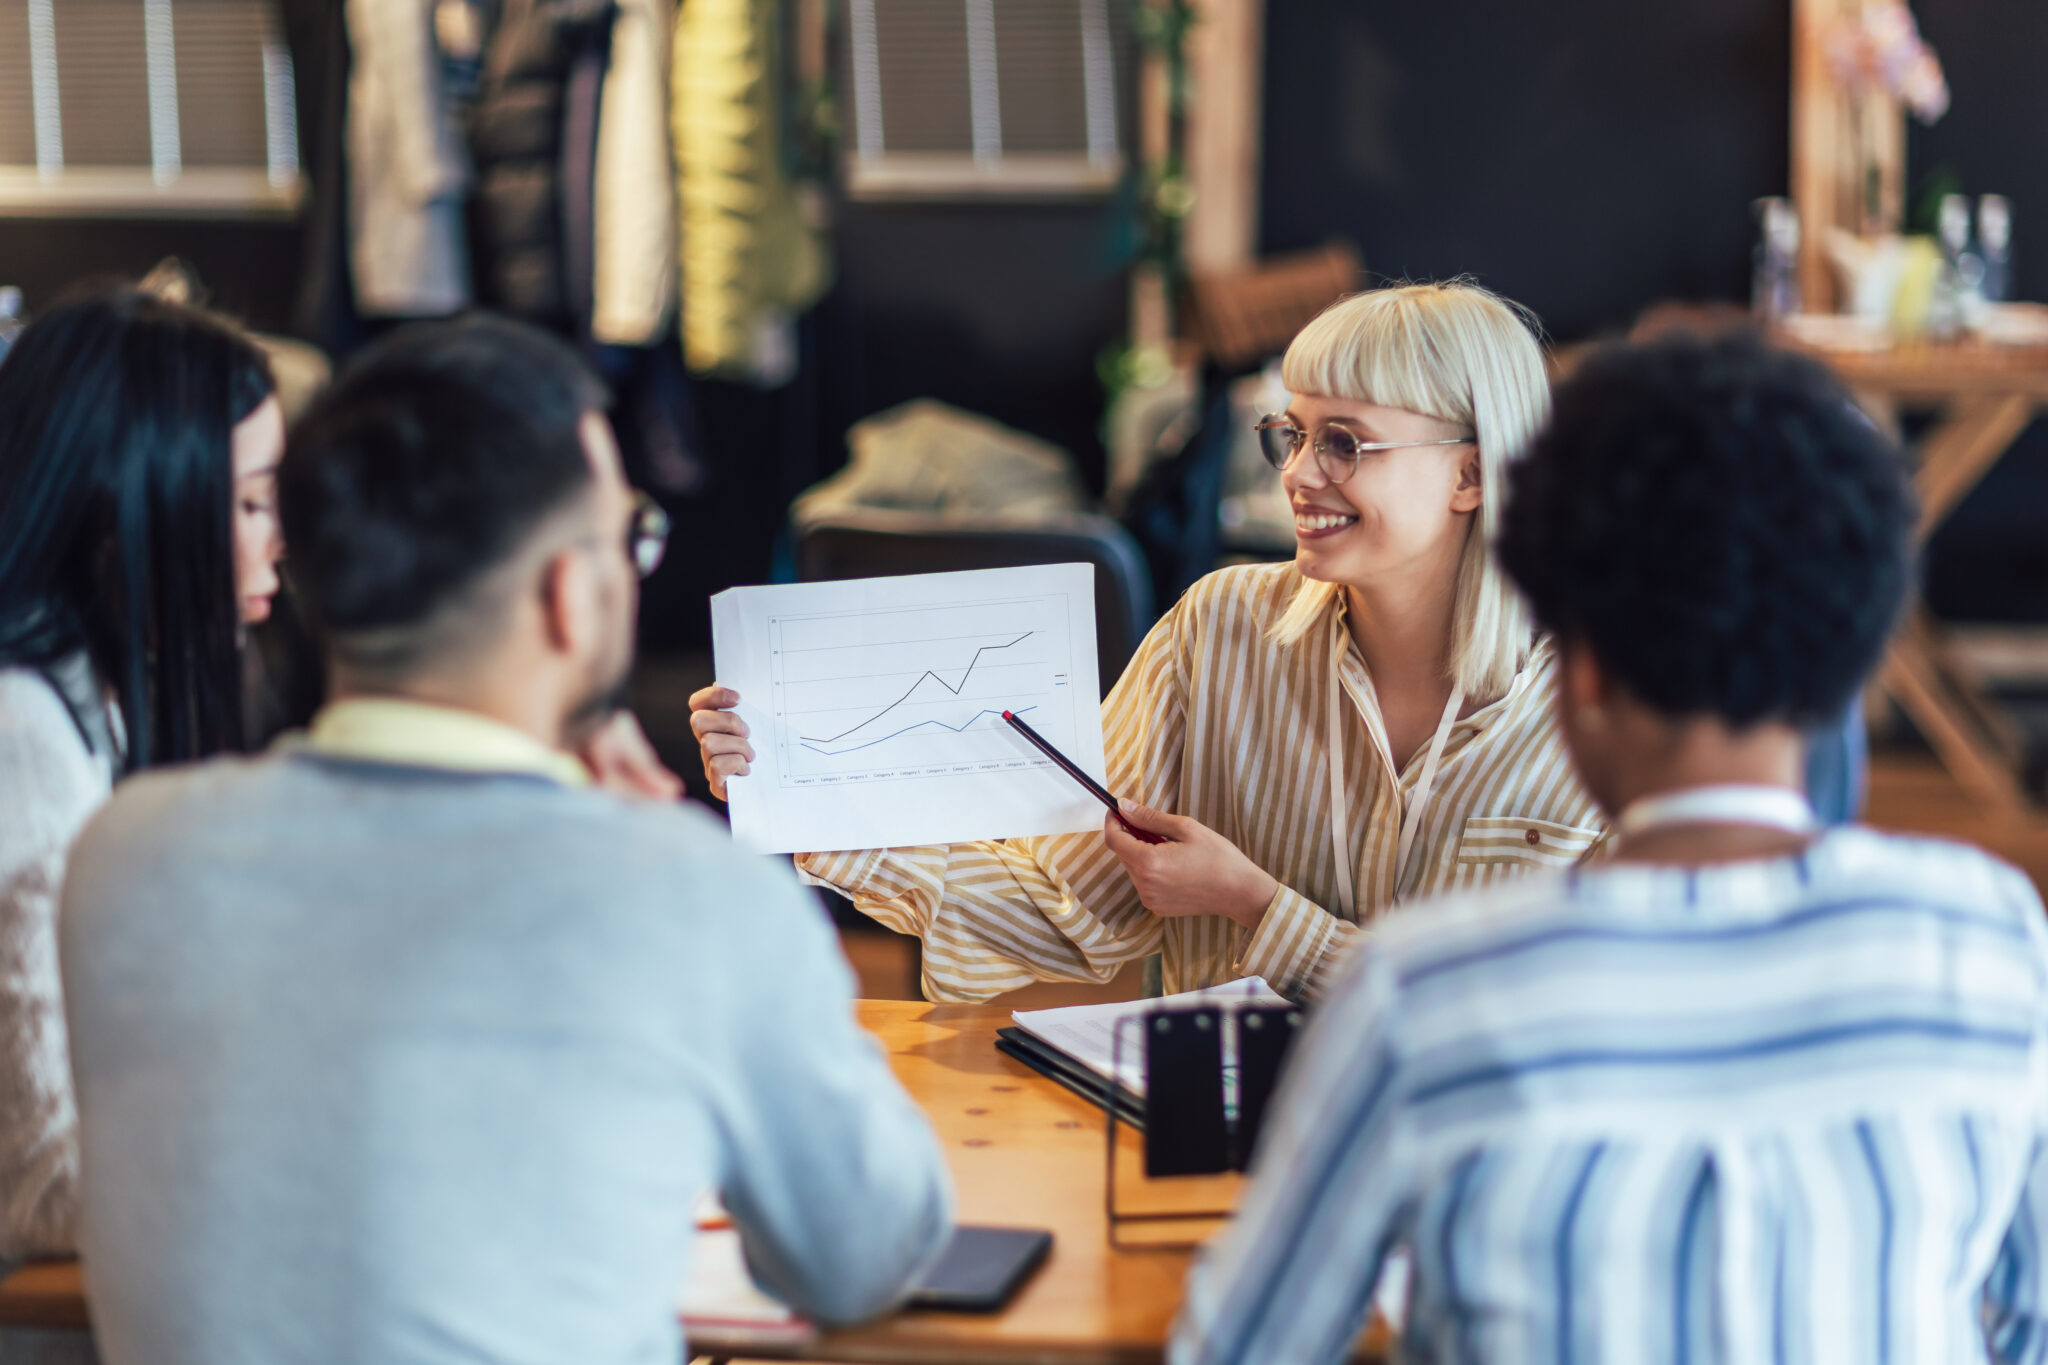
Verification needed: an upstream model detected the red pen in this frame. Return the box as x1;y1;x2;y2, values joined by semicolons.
1001;710;1168;845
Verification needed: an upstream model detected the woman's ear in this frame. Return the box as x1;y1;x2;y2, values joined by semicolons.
1449;448;1484;514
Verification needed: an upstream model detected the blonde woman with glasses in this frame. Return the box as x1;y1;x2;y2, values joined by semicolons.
691;281;1602;1002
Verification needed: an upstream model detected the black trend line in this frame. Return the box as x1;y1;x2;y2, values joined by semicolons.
798;705;1038;758
797;631;1034;745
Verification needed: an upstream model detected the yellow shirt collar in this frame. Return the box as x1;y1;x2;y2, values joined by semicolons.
292;698;591;788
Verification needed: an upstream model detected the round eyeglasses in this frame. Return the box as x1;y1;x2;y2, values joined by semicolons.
1253;414;1472;484
628;490;671;579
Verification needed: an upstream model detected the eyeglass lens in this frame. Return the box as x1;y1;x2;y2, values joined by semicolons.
629;492;671;579
1256;420;1299;469
1257;420;1366;477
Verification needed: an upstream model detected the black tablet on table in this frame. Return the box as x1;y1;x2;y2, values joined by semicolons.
907;1225;1054;1312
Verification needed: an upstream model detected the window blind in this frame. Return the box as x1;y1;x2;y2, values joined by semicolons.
846;0;1126;198
0;0;301;217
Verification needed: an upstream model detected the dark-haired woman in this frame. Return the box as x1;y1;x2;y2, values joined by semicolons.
0;290;284;1260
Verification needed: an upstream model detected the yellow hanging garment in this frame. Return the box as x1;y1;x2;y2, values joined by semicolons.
672;0;831;381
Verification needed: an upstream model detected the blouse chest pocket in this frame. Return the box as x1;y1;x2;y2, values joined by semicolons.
1453;815;1604;873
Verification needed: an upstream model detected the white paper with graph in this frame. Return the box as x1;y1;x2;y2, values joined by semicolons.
710;564;1108;854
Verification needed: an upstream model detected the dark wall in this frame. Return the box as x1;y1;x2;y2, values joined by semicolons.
0;218;303;333
1260;0;1791;341
821;200;1130;493
1908;0;2047;300
1909;0;2048;622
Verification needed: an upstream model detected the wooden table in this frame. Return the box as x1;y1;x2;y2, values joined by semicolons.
0;1001;1389;1364
0;1260;84;1332
1780;336;2048;820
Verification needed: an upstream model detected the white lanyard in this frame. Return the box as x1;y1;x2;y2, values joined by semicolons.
1324;647;1464;919
1615;784;1817;839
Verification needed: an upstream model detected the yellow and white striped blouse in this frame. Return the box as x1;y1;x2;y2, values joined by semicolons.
797;563;1602;1003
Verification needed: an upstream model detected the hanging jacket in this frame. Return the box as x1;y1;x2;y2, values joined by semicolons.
468;0;616;327
345;0;472;316
591;0;678;345
280;0;370;350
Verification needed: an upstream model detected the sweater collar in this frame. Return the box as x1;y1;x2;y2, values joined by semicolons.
291;698;591;788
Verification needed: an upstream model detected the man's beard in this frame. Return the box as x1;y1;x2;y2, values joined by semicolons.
563;643;635;741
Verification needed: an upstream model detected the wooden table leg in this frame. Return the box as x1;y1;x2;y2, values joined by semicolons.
1915;394;2034;536
1868;393;2042;817
1881;615;2035;818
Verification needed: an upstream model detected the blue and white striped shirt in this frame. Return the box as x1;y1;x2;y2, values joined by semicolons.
1170;826;2048;1365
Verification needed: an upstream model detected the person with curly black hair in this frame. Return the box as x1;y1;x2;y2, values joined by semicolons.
1172;334;2048;1365
1499;332;1912;798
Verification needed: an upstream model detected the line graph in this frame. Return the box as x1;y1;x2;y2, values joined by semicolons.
768;595;1082;787
798;631;1034;748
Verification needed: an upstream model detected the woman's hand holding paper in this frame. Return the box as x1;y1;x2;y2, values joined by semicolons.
688;685;755;801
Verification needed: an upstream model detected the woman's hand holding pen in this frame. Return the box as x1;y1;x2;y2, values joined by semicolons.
1104;801;1279;932
688;684;753;800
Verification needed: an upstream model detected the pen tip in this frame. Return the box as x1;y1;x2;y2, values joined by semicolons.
1001;710;1015;721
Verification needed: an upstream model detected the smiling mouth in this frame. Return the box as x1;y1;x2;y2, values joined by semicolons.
1293;510;1359;535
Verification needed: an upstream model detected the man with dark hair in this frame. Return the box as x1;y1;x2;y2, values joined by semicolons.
60;315;953;1365
279;313;679;794
1172;334;2048;1365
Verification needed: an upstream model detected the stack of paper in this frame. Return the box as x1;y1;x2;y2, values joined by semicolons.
678;1226;814;1348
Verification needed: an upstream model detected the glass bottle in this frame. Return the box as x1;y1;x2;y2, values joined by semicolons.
1752;198;1802;323
1979;195;2013;305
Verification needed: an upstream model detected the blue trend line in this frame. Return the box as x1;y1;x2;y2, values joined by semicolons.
800;705;1038;758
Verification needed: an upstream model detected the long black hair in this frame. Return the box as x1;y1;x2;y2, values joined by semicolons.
0;289;275;771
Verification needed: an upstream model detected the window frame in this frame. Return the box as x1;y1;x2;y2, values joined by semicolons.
841;0;1128;203
0;0;304;220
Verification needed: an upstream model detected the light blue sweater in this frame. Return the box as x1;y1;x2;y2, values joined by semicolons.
60;751;953;1365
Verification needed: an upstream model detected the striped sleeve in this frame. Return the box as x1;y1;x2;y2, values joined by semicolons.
1169;943;1411;1365
1984;866;2048;1365
1237;885;1361;1002
1988;1135;2048;1365
796;597;1196;1003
